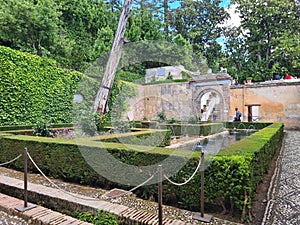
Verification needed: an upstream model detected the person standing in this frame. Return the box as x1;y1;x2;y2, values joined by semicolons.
234;108;242;122
212;108;217;121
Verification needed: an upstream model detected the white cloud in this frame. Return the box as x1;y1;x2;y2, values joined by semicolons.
219;4;241;28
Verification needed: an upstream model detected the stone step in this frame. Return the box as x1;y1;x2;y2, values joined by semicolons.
0;174;188;225
0;192;93;225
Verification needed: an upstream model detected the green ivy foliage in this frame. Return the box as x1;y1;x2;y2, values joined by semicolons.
0;46;83;125
76;210;119;225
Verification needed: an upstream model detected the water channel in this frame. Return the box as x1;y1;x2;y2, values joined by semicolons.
171;128;257;155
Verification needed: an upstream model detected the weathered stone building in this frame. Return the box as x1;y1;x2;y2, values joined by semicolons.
127;74;300;129
230;80;300;129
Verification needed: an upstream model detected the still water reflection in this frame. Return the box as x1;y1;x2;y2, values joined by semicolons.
179;129;256;155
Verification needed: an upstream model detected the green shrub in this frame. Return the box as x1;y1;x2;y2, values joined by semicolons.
97;129;171;147
0;122;284;219
96;113;111;131
190;122;283;219
168;118;176;124
187;115;200;124
157;112;167;122
76;211;119;225
33;122;51;137
161;123;224;136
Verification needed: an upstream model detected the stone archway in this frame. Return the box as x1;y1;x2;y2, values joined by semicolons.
190;73;231;122
126;73;232;122
193;88;225;121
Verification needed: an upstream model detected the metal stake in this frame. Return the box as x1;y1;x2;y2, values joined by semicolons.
15;148;36;212
158;165;163;225
24;147;28;207
192;151;212;222
201;151;204;217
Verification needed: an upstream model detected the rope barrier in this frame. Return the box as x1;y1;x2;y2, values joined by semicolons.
101;172;156;200
27;151;101;201
26;151;155;201
163;154;202;186
0;154;22;166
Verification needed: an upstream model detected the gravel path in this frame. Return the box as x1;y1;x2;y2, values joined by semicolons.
263;131;300;225
0;166;242;225
0;210;29;225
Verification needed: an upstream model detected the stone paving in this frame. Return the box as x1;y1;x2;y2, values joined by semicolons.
263;131;300;225
0;193;93;225
0;174;243;225
0;210;29;225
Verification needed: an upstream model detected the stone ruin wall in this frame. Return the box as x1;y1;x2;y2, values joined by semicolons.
127;83;193;121
127;80;300;129
230;81;300;129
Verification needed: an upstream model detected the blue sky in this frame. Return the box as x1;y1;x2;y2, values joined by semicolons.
219;0;231;8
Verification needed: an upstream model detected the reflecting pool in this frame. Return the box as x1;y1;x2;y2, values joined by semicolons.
176;129;256;155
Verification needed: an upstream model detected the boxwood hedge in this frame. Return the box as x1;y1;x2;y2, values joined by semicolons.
0;122;284;220
159;123;225;136
92;129;171;147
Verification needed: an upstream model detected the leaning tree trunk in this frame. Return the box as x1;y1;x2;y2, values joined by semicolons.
94;0;134;114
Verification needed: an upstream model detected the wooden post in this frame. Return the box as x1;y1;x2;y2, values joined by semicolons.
158;165;163;225
94;0;134;113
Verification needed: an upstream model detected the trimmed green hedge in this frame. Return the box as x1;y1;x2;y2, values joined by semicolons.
93;129;171;147
205;122;284;217
225;122;272;130
159;123;224;136
0;122;284;219
0;46;85;125
0;123;74;132
0;132;186;188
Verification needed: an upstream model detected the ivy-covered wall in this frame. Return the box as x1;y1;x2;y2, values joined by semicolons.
0;46;84;125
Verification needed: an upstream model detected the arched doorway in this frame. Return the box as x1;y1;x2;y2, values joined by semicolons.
193;88;225;122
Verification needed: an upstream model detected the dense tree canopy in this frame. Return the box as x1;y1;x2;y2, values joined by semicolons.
0;0;61;56
0;0;298;81
170;1;228;53
227;0;300;81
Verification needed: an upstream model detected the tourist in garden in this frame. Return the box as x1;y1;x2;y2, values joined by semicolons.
212;108;217;121
285;74;293;79
234;107;242;122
